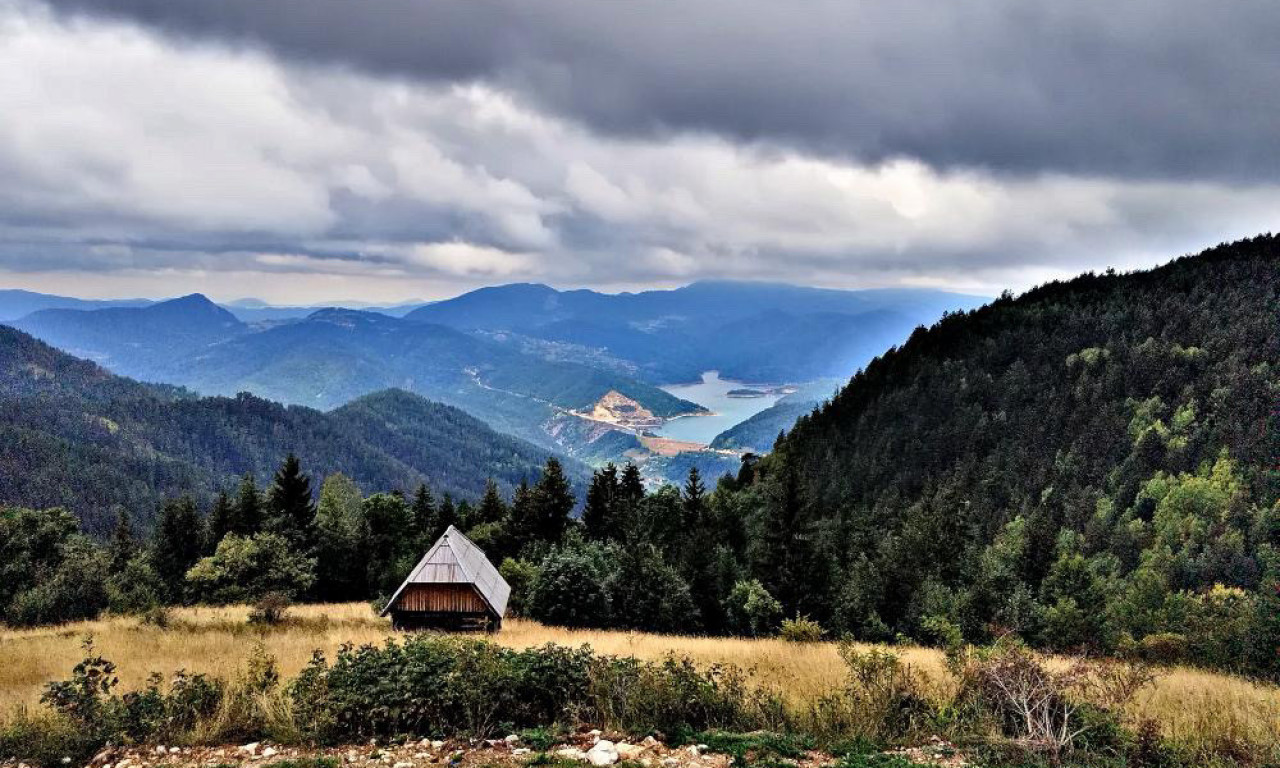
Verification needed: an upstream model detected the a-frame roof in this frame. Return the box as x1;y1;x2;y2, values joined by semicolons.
380;525;510;618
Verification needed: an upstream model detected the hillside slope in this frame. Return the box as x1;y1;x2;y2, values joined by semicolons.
731;235;1280;671
0;326;585;534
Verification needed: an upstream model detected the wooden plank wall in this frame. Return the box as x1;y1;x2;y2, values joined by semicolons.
396;583;487;613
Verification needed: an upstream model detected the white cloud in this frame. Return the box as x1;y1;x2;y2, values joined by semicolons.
1;0;1279;302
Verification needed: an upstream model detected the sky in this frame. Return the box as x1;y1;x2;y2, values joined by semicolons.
2;0;1279;303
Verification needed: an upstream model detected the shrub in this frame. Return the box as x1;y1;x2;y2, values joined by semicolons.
289;635;769;744
833;643;934;743
952;638;1154;761
186;533;316;604
249;592;293;626
780;614;825;642
723;579;783;637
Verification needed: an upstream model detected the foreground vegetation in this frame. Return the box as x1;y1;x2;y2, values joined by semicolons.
3;608;1280;767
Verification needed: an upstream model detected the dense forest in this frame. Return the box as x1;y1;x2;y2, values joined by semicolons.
0;326;586;533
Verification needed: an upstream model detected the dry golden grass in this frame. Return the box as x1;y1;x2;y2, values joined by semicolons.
2;602;1278;756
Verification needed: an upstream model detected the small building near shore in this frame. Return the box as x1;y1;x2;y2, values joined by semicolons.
380;525;510;631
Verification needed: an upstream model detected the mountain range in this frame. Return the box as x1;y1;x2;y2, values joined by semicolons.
0;325;585;534
2;281;985;472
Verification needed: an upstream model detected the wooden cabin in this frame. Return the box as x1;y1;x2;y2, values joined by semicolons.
380;525;510;631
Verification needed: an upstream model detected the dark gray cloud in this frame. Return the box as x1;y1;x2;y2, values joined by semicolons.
41;0;1280;182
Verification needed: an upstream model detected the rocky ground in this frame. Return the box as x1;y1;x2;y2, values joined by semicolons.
3;730;969;768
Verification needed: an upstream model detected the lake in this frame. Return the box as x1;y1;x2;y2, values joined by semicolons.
655;371;784;445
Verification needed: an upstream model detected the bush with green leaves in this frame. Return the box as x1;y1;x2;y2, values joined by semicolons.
723;579;783;637
780;614;825;642
186;533;316;604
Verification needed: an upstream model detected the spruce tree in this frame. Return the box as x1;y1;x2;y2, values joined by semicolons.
266;453;316;550
438;493;458;533
476;478;508;527
506;479;535;546
205;490;234;554
150;496;203;603
108;507;136;573
620;463;645;505
233;473;263;536
583;463;619;540
531;458;575;543
411;483;437;548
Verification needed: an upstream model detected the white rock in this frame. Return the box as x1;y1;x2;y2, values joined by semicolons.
168;749;180;756
62;759;72;765
687;745;702;756
430;742;445;751
512;748;531;756
660;758;679;768
616;743;644;760
587;740;618;766
262;747;279;759
154;747;166;756
240;744;260;756
695;745;708;753
505;734;521;744
393;762;414;768
555;747;588;761
412;753;431;760
641;737;659;747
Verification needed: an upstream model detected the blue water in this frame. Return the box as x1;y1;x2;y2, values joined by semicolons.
655;371;783;445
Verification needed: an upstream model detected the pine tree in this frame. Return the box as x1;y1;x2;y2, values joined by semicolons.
108;507;136;573
531;458;575;543
620;463;645;505
204;490;234;554
583;463;619;540
507;479;535;546
682;466;707;528
150;496;203;603
476;479;508;527
456;499;474;530
438;494;458;533
266;454;316;550
411;483;437;547
313;473;366;602
233;473;263;536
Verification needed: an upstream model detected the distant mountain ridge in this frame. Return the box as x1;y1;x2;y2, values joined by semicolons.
7;297;706;457
0;325;585;534
405;280;988;383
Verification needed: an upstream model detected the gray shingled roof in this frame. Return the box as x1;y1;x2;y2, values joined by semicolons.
380;525;511;618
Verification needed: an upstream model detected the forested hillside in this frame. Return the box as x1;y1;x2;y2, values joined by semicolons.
0;326;585;534
739;235;1280;671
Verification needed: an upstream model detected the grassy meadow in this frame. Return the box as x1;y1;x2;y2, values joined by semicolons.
2;603;1279;759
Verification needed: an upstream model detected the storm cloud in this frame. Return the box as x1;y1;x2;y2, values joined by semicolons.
2;0;1279;302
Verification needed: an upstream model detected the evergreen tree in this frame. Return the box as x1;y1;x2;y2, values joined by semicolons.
506;479;535;546
233;473;263;536
456;499;475;530
107;507;136;573
583;463;620;540
530;458;575;543
476;478;508;527
620;463;645;505
751;462;828;619
150;496;203;603
410;483;437;547
438;493;458;534
266;453;316;549
204;490;234;554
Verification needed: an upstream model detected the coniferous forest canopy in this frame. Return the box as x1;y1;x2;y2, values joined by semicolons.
4;235;1279;680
